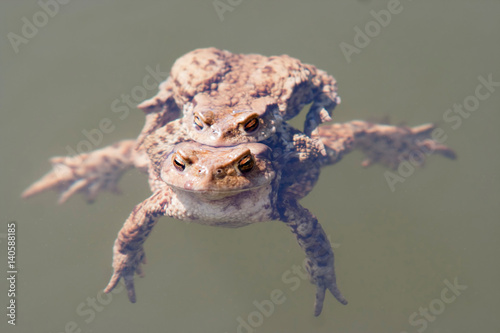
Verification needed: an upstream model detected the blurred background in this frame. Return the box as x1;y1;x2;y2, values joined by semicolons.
1;1;499;332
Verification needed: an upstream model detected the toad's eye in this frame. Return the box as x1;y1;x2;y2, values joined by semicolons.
244;117;259;133
237;154;254;173
173;156;186;172
193;115;204;131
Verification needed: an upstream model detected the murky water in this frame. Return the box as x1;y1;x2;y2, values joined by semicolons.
1;1;499;332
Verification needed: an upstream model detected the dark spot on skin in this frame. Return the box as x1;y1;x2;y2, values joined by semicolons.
262;65;275;74
165;124;177;134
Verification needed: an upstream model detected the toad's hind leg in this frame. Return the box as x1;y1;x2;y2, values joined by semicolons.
278;198;347;316
317;121;456;169
22;140;147;204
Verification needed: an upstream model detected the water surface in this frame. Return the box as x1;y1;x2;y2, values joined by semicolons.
1;1;499;332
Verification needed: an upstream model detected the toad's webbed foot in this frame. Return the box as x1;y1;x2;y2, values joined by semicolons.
278;198;347;316
22;140;142;204
104;244;146;303
310;260;348;316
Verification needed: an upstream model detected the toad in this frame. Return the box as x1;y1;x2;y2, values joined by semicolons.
135;47;340;150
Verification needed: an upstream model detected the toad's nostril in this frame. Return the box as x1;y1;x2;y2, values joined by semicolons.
210;128;222;139
214;169;224;178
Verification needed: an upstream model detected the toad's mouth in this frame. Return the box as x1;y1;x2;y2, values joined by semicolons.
167;182;271;199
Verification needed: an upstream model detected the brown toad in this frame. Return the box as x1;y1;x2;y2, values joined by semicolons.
23;120;455;316
136;47;340;148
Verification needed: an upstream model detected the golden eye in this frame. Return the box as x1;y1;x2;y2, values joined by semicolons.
173;156;185;172
193;115;204;131
238;154;254;173
244;117;259;133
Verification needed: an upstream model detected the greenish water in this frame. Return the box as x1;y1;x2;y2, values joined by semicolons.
1;1;499;332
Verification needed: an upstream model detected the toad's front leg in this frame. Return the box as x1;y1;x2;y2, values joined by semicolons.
104;191;169;302
136;77;181;148
278;198;347;316
304;69;341;137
